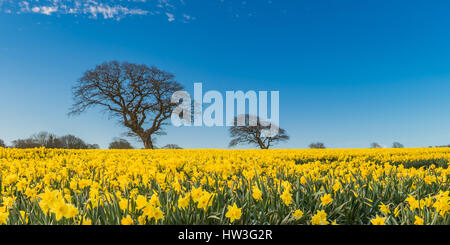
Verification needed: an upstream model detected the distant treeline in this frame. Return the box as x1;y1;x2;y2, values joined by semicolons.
0;132;183;150
430;145;450;148
2;131;99;149
308;142;406;149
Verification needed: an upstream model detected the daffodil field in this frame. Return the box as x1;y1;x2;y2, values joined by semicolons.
0;147;449;225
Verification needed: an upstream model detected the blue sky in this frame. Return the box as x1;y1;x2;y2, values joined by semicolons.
1;0;450;149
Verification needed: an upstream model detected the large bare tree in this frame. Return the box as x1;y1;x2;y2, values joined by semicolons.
229;114;289;149
69;61;183;149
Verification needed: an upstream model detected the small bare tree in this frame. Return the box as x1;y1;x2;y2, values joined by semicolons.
309;142;326;149
162;144;183;149
69;61;183;149
370;142;382;148
58;134;89;149
392;142;404;148
33;131;61;148
229;114;289;149
109;138;134;149
0;139;5;148
87;144;100;149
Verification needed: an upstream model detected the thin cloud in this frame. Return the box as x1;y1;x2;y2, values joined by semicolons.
1;0;193;22
165;12;175;22
0;0;272;22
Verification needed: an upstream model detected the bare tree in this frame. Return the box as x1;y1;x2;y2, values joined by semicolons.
87;144;100;149
11;132;98;149
162;144;183;149
58;134;89;149
392;142;404;148
12;133;48;148
12;138;40;149
109;138;134;149
69;61;183;149
370;142;382;148
229;114;289;149
0;139;5;148
31;131;61;148
309;142;326;149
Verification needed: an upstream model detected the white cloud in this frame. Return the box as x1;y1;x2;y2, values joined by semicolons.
1;0;193;22
37;6;58;15
165;12;174;22
31;7;40;13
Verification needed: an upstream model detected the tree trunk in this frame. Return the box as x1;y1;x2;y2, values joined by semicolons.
140;135;154;149
255;136;268;149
